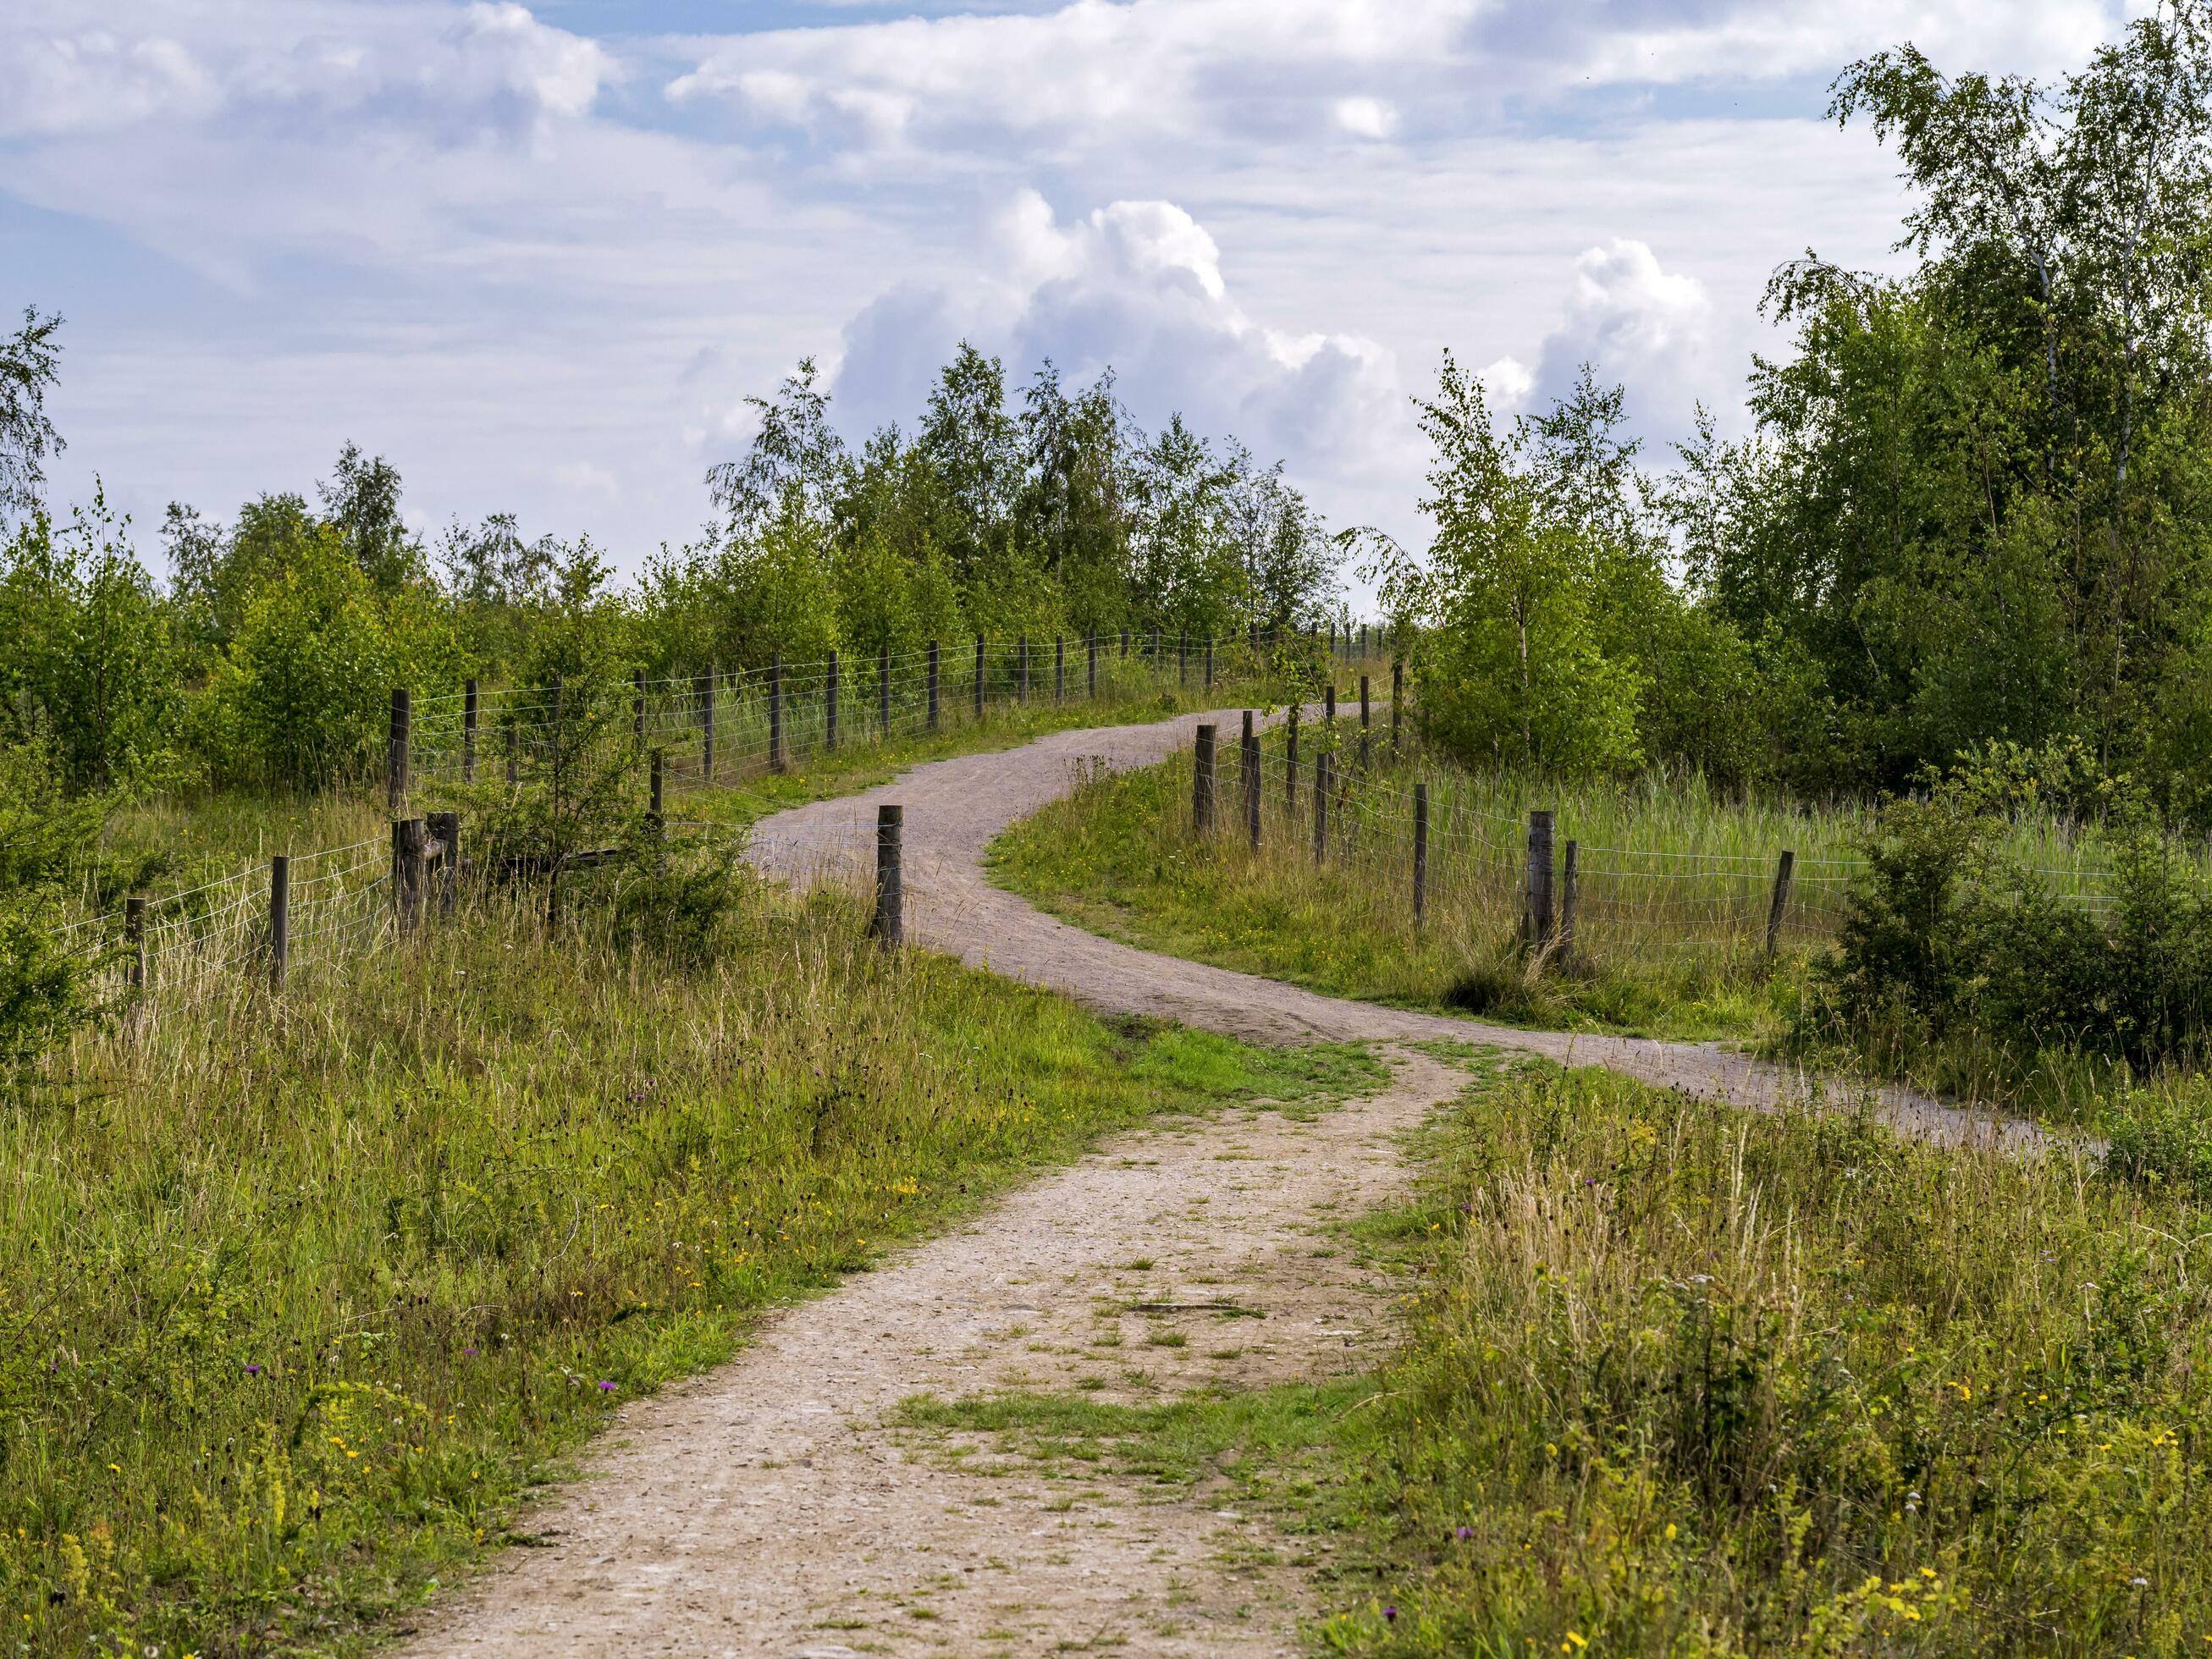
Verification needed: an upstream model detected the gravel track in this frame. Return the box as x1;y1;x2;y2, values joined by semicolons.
399;708;2026;1658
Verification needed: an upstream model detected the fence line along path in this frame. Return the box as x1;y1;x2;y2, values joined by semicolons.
745;705;2038;1153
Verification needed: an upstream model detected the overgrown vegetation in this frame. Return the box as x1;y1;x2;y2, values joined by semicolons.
0;874;1372;1652
912;1055;2212;1655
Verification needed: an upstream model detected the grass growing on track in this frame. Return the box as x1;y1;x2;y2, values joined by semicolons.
915;1055;2212;1656
0;884;1376;1656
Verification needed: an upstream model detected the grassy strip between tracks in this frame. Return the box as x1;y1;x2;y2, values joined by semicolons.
907;1049;2212;1656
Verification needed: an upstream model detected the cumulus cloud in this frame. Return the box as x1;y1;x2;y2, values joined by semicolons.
1527;239;1716;437
824;189;1420;535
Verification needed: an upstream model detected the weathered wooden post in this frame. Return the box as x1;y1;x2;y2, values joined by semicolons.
1179;631;1189;687
1194;724;1217;835
1324;683;1336;734
1767;850;1796;956
428;809;459;920
871;804;903;947
880;641;892;738
1391;659;1404;753
1413;783;1428;924
124;896;146;995
827;649;841;752
1087;634;1099;699
1314;751;1332;862
648;748;665;839
1055;636;1066;703
394;818;427;934
1361;623;1370;659
1120;627;1130;659
1525;810;1555;951
974;635;986;719
1205;637;1215;691
769;654;785;773
387;687;411;813
1359;674;1371;771
1558;840;1579;961
1285;705;1300;812
927;640;941;733
1242;710;1260;850
268;856;289;989
464;679;480;782
699;666;717;781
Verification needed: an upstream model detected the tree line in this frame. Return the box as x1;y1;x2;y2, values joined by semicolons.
1382;3;2212;819
0;342;1344;799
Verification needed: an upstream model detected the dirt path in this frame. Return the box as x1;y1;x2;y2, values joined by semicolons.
400;709;2023;1658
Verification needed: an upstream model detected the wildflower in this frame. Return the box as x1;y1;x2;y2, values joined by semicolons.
462;1347;478;1358
599;1381;617;1392
1564;1634;1588;1652
243;1363;263;1375
1382;1607;1398;1623
1455;1526;1473;1540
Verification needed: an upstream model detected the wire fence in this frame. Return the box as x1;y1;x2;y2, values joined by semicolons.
1173;717;2143;970
47;626;1393;1017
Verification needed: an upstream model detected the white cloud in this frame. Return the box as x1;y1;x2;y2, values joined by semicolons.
1333;96;1399;141
1529;239;1715;434
827;189;1420;537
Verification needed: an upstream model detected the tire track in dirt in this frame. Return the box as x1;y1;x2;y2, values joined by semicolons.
400;708;2027;1659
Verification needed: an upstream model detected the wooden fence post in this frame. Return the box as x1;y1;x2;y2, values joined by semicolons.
394;818;427;934
1242;710;1260;850
125;896;146;995
1055;636;1066;703
974;635;986;720
1120;627;1130;659
464;679;479;783
1314;751;1332;862
1525;810;1555;951
268;855;290;989
880;641;892;738
1178;631;1189;687
388;687;411;813
769;654;785;773
1767;850;1796;956
1015;636;1028;704
1285;705;1300;811
927;640;941;733
1205;637;1215;691
1088;634;1099;699
1193;724;1217;835
699;666;717;781
871;804;903;947
1413;784;1428;924
1359;674;1371;771
648;747;664;836
827;649;841;752
428;810;459;920
1558;840;1579;961
1391;659;1404;753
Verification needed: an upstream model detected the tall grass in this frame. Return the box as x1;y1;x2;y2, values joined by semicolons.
0;880;1370;1654
992;727;2145;1046
1315;1057;2212;1656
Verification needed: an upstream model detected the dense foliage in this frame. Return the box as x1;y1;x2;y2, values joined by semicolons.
1384;5;2212;814
0;343;1342;802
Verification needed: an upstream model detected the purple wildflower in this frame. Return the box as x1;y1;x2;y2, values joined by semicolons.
243;1364;263;1375
1455;1526;1472;1540
598;1380;617;1392
462;1347;478;1358
1383;1606;1398;1623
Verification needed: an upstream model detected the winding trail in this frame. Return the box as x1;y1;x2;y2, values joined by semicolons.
399;708;2027;1659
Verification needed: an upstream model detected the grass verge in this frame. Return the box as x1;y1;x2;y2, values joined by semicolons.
906;1055;2211;1655
989;749;1801;1043
0;884;1373;1655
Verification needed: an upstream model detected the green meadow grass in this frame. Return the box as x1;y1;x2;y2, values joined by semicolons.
910;1055;2212;1656
0;881;1375;1655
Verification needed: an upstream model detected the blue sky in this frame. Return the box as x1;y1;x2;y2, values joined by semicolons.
0;0;2134;587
